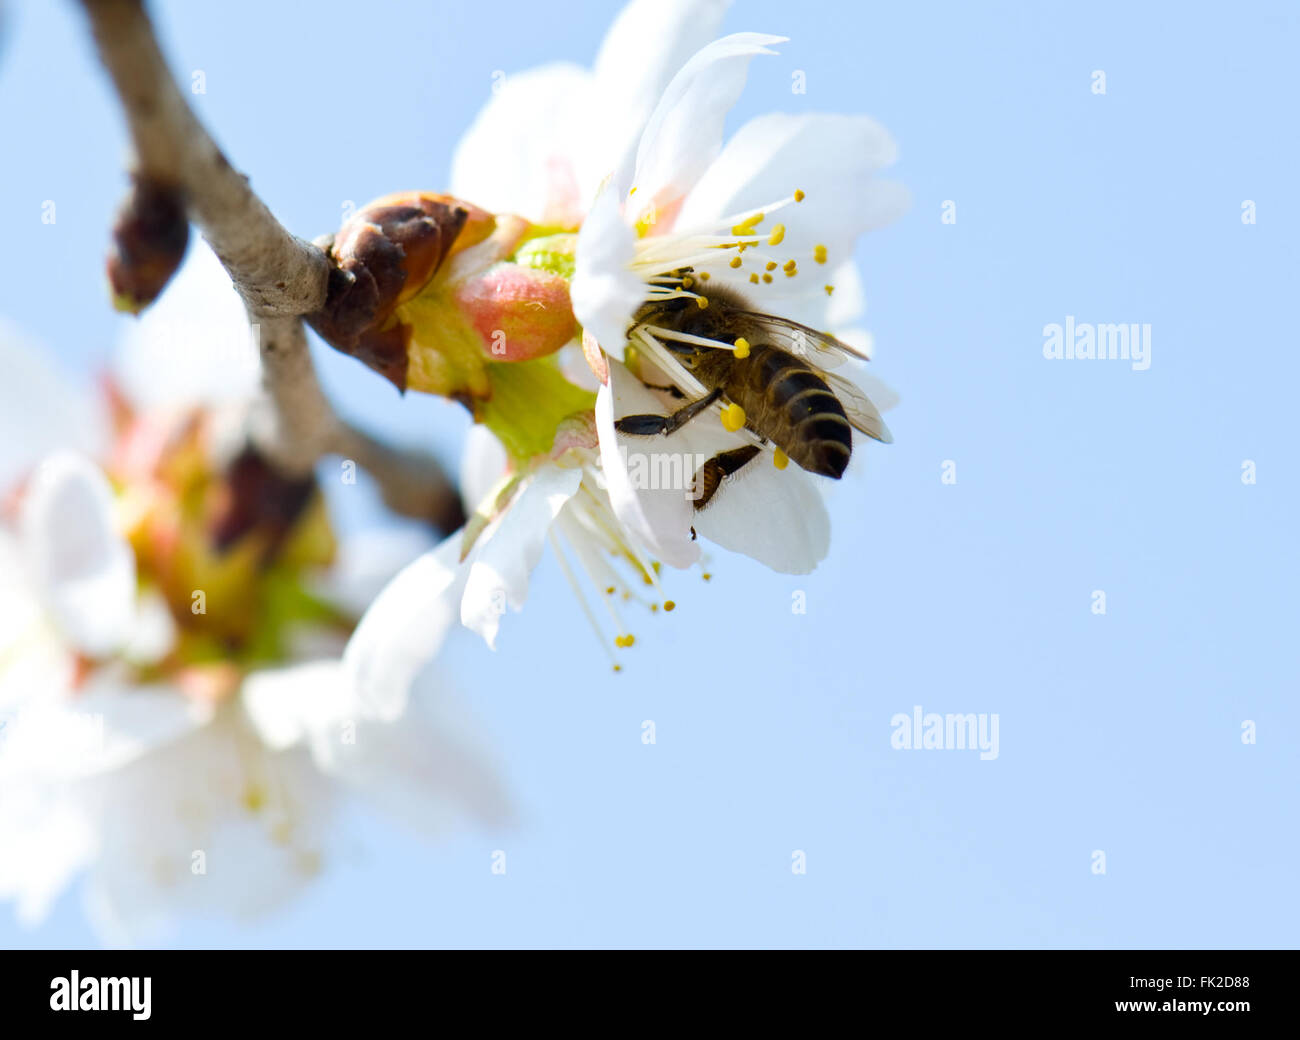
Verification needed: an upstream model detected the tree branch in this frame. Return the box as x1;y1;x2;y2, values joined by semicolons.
80;0;464;531
82;0;326;315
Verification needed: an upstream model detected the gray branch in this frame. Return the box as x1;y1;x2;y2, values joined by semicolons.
80;0;463;530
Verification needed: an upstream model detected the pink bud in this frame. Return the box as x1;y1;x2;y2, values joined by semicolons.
453;263;577;362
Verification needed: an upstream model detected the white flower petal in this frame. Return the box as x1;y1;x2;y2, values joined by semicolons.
692;457;830;574
629;33;786;214
120;587;178;666
0;789;94;927
825;260;868;329
588;0;732;194
595;363;702;569
0;677;210;787
79;707;335;945
310;524;438;618
342;534;465;720
19;452;136;657
0;321;106;494
449;63;594;223
352;669;513;835
571;181;643;358
247;661;510;837
677;112;909;262
459;422;509;515
113;242;259;411
461;465;582;648
241;660;349;752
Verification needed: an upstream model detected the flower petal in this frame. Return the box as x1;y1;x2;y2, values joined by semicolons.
459;422;509;516
594;362;702;569
0;789;94;926
677;112;910;262
310;524;438;619
342;534;465;720
629;33;787;217
571;182;643;358
246;661;511;836
79;707;335;945
0;320;106;494
449;63;594;224
691;455;830;574
588;0;733;190
112;242;260;410
461;464;582;648
19;452;136;657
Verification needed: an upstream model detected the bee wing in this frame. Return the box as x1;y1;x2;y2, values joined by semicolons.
822;370;893;443
738;312;868;370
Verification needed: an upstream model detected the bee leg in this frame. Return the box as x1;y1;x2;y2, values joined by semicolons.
691;445;762;510
639;381;686;399
614;387;722;437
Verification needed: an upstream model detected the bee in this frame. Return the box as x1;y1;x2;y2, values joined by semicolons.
615;280;893;509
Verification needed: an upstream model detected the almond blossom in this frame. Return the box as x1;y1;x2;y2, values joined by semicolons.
345;0;906;694
0;249;509;943
571;33;907;575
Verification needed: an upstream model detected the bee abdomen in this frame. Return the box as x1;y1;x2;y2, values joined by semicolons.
750;349;853;479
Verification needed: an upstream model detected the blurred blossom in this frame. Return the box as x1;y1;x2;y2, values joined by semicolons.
0;248;509;944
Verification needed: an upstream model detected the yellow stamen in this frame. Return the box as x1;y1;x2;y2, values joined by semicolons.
730;212;764;235
733;337;750;359
702;572;712;581
682;275;693;288
696;296;709;309
765;261;777;271
605;586;615;595
629;187;637;196
773;448;789;470
767;224;785;246
762;273;773;284
749;272;759;284
728;256;742;269
793;189;806;202
783;259;797;273
698;271;710;281
824;284;835;296
813;244;828;264
721;402;746;432
664;600;676;612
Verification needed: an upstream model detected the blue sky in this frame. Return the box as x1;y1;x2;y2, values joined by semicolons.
1;0;1296;947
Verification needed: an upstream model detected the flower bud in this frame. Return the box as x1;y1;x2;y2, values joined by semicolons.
106;176;189;315
450;261;577;363
308;192;494;390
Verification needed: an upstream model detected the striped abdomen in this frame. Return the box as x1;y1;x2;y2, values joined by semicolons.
701;345;853;478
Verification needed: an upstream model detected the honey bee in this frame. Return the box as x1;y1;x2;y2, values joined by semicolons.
615;280;893;509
